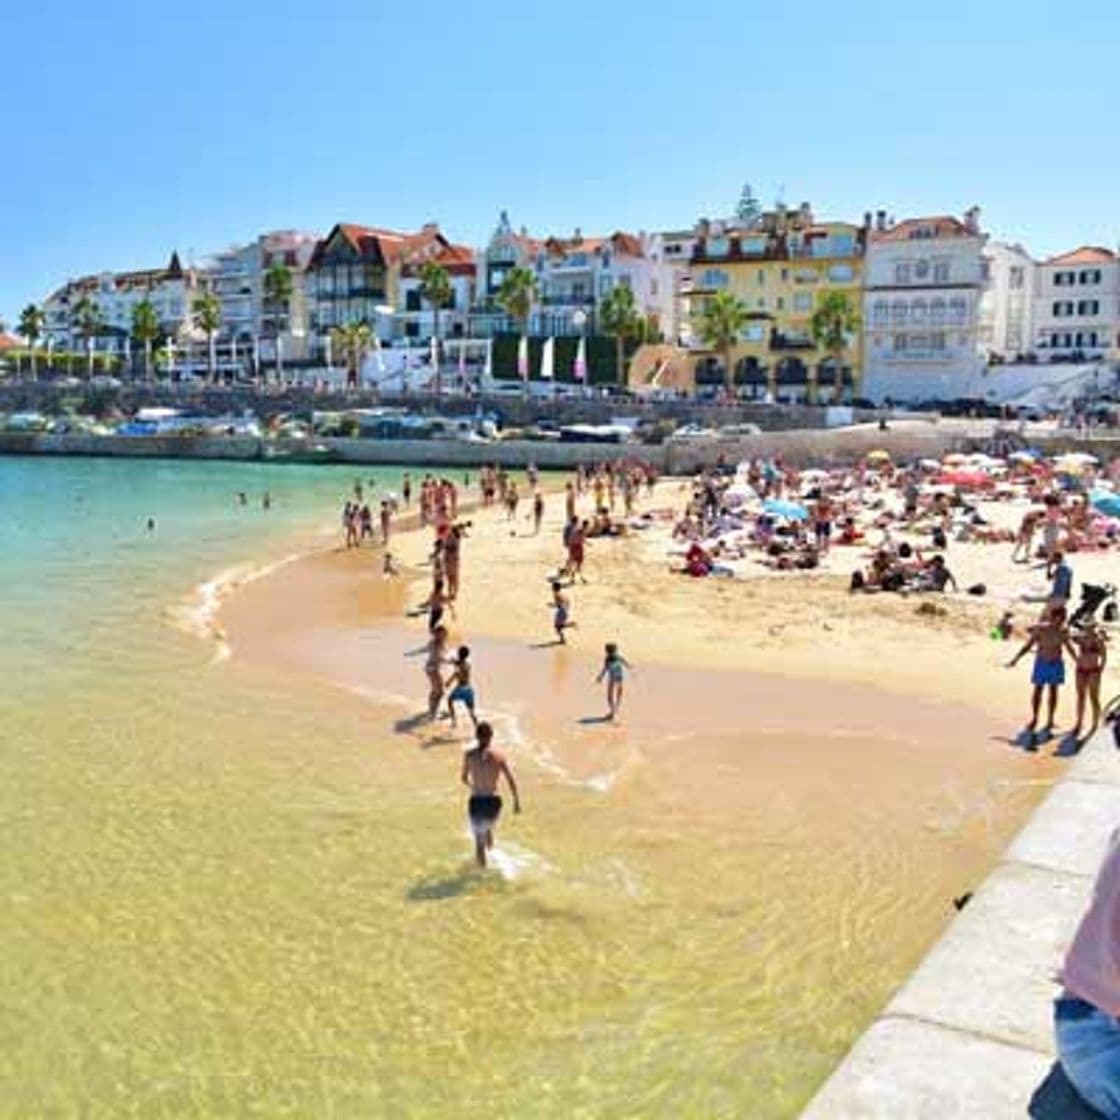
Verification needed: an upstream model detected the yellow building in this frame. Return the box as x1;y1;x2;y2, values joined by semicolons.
683;203;867;402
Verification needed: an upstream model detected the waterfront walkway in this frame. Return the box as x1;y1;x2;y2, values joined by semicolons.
802;727;1118;1118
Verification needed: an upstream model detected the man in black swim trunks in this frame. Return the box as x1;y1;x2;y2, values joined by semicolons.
460;722;521;867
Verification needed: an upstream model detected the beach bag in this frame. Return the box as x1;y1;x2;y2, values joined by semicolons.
849;571;865;592
967;583;987;596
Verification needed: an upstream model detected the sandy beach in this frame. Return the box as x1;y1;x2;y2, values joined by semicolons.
207;460;1120;1113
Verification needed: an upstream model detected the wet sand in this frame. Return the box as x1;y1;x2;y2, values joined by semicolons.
215;477;1071;1113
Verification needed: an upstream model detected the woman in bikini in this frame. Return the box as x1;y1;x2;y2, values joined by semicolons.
424;625;450;720
1071;625;1108;742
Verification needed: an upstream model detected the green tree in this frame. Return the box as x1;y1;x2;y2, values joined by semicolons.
736;183;761;226
71;295;105;379
496;266;537;336
809;290;860;403
191;291;222;383
331;321;373;390
698;290;750;395
18;304;45;379
418;261;453;397
131;299;161;381
599;283;642;386
262;263;293;383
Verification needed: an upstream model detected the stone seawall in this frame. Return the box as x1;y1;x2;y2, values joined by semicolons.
801;730;1119;1118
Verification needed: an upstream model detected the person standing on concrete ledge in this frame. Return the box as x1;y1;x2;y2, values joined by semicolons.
1055;827;1120;1118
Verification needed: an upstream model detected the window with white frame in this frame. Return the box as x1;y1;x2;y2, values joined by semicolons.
872;299;888;326
910;298;928;323
707;237;729;258
891;299;907;324
793;292;812;312
1078;300;1100;315
948;297;967;324
895;262;911;284
828;264;854;282
930;297;946;325
741;324;765;342
700;269;729;290
893;333;908;352
933;261;950;283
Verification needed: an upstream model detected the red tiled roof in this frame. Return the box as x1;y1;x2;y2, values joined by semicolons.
544;231;643;257
872;216;975;242
0;332;20;350
1043;246;1116;266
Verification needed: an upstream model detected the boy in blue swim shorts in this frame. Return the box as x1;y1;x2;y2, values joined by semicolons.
1007;604;1076;747
444;646;478;729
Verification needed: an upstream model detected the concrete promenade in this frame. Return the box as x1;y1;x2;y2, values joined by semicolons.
801;728;1119;1119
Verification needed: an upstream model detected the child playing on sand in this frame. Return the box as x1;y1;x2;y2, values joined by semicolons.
1071;625;1108;742
445;646;478;729
551;581;576;644
382;552;399;579
596;643;632;720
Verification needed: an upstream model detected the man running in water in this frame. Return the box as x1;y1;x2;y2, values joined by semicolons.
461;722;520;867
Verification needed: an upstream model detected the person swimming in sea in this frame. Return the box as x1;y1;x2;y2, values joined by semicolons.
460;722;520;868
596;642;632;720
444;646;478;729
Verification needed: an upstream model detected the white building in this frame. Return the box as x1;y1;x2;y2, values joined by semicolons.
202;230;319;367
1032;246;1119;363
862;208;987;403
978;241;1035;361
474;212;677;339
41;252;205;366
655;228;697;346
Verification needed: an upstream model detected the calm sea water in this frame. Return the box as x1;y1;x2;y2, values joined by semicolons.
0;455;1021;1118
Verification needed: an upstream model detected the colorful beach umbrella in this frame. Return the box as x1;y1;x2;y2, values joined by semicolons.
1090;492;1120;518
937;471;992;487
763;498;809;521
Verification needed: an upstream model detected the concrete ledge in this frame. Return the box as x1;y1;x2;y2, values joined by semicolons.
801;1018;1052;1119
801;732;1118;1118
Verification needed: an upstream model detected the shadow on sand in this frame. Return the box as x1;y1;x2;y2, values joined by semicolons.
406;865;510;903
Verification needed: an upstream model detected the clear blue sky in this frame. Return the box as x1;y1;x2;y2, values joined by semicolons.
3;0;1118;328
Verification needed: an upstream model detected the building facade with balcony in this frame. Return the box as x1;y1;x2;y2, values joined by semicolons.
305;222;477;358
1031;247;1119;363
682;202;867;402
862;208;987;404
395;230;477;342
474;212;676;341
978;241;1035;362
41;252;205;364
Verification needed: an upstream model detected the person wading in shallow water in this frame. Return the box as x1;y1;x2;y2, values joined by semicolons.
460;722;520;868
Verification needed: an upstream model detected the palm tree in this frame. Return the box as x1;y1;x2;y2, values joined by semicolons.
418;261;453;397
131;300;161;381
331;321;373;390
698;290;750;396
192;291;222;383
496;266;537;337
599;284;642;386
262;264;293;383
18;304;45;379
71;295;105;379
810;290;860;404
